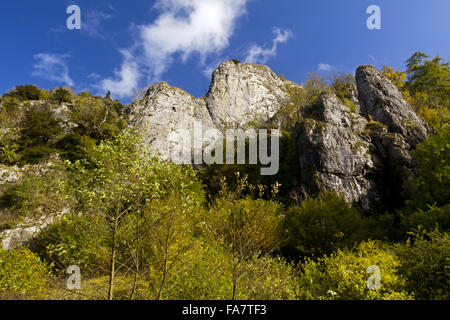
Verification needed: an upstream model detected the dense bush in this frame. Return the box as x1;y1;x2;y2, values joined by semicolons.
4;85;41;101
34;214;109;275
69;92;126;142
282;191;371;258
297;241;410;300
407;127;450;210
394;230;449;300
401;204;450;234
0;248;49;299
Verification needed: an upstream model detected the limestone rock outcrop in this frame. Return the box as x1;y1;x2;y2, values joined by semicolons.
127;61;296;161
293;66;431;212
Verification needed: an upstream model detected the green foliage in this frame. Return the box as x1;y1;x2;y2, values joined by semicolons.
282;191;371;258
4;85;41;101
235;256;299;300
69;92;126;142
0;164;68;230
405;52;450;108
208;191;284;255
275;73;329;131
57;133;97;163
0;142;19;164
52;87;73;104
297;241;411;300
34;214;109;275
394;230;449;300
401;204;450;234
0;248;49;299
18;104;63;163
38;89;51;101
407;127;450;210
330;72;355;99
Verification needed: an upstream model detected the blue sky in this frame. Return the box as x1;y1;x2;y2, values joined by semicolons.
0;0;449;103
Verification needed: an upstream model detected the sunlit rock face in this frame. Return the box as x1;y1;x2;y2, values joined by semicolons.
127;61;296;162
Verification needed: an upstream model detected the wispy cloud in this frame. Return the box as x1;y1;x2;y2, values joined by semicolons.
244;28;292;64
100;0;250;98
318;63;334;72
32;53;74;86
83;10;115;39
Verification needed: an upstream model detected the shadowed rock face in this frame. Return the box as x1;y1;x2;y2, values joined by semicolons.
293;66;431;212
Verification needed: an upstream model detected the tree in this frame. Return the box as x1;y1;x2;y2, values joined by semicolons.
52;87;73;104
68;130;205;300
204;174;284;299
382;65;408;91
69;92;126;142
18;104;63;163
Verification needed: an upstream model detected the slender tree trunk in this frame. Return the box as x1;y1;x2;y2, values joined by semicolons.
157;231;170;300
130;212;140;300
108;217;119;300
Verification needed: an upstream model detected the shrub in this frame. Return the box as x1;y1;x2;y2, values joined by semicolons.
282;191;371;258
0;248;49;299
0;164;69;229
297;241;411;300
34;214;109;275
401;204;450;234
69;92;126;142
236;256;299;300
0;142;19;164
407;127;450;210
394;230;449;300
57;133;97;162
208;196;284;255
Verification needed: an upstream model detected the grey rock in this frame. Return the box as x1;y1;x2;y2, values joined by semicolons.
293;66;429;212
128;61;295;161
206;61;291;128
356;65;430;148
0;208;69;251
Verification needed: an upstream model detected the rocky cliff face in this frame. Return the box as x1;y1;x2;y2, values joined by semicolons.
127;63;430;213
293;66;431;212
127;61;297;161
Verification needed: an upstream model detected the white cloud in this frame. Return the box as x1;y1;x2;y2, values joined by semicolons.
244;28;292;64
318;63;334;72
32;53;74;86
99;50;140;98
100;0;249;98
